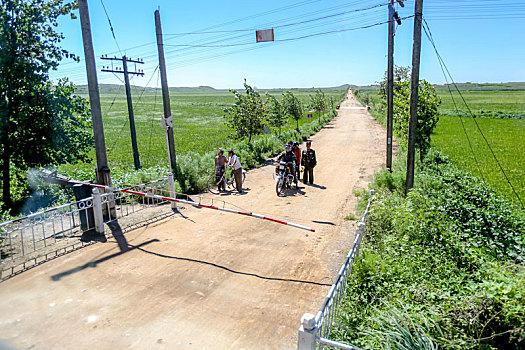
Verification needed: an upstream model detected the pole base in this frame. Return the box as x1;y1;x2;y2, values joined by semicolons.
80;229;107;243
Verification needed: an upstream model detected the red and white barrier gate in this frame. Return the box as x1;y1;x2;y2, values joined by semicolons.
90;184;315;232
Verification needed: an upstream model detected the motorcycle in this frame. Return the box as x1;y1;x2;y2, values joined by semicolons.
274;161;296;196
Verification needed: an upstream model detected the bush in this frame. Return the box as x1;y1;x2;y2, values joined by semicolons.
333;148;525;349
171;108;338;194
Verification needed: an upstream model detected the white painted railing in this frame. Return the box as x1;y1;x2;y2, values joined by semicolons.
298;190;375;350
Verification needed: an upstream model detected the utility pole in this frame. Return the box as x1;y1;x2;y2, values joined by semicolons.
405;0;424;193
101;55;144;170
386;0;394;172
387;0;403;172
154;9;177;177
78;0;112;187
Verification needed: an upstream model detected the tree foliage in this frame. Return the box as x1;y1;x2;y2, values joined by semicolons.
265;93;287;135
224;80;267;142
379;66;441;159
0;0;92;212
282;91;303;130
309;89;327;117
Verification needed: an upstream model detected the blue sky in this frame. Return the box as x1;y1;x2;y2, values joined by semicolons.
50;0;525;89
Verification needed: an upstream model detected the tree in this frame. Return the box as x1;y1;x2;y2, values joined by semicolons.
265;93;287;135
379;67;441;160
282;91;303;131
309;89;327;118
224;80;267;143
0;0;92;212
378;65;411;100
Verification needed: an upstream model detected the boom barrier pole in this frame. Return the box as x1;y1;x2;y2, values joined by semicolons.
89;184;315;232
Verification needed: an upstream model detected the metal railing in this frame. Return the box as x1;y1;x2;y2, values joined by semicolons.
0;177;172;280
298;190;375;350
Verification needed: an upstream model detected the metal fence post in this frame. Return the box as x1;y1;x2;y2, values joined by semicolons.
168;172;177;210
355;222;366;257
298;313;317;350
92;188;105;234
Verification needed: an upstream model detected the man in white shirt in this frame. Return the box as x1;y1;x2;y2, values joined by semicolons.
227;150;243;193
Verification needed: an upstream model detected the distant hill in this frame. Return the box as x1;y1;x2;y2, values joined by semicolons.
433;82;525;91
352;82;525;92
73;84;353;95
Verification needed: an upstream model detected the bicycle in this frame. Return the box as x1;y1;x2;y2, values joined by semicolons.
207;169;246;194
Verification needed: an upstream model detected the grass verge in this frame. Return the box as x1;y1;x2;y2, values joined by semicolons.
332;149;525;350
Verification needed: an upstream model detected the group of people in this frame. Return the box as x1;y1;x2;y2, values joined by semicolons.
276;140;317;186
214;149;243;193
213;140;317;194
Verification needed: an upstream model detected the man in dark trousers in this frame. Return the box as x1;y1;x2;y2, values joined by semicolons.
292;141;301;182
214;148;228;191
277;143;298;186
301;140;316;184
227;150;243;193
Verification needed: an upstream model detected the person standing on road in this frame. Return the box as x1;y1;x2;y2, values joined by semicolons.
301;140;317;185
227;150;243;193
214;148;228;192
292;141;301;183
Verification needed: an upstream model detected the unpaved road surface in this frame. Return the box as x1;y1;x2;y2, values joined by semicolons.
0;91;386;349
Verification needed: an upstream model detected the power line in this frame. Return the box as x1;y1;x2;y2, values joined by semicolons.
422;18;524;209
163;2;389;36
146;70;161;167
422;22;485;183
165;16;408;70
100;0;122;56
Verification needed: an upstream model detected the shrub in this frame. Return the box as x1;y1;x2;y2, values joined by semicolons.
333;148;525;349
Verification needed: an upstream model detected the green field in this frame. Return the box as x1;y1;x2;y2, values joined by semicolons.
61;86;346;176
436;88;525;119
355;83;525;207
433;116;525;206
432;84;525;207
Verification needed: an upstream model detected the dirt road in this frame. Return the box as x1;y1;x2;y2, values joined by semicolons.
0;91;386;349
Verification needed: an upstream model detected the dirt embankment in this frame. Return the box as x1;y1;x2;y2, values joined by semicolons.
0;90;387;349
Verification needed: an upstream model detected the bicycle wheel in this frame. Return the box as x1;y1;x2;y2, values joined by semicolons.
207;174;221;194
226;176;235;191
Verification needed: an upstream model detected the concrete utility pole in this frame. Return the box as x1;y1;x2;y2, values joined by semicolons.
154;10;178;177
101;55;145;170
78;0;112;186
386;0;395;172
386;0;403;172
405;0;424;193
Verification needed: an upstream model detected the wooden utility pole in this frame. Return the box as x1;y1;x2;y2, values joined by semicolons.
154;9;177;177
405;0;424;193
386;0;394;172
78;0;111;186
101;55;144;170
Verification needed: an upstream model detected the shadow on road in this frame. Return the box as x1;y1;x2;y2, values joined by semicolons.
50;239;159;282
107;221;129;253
134;246;331;287
306;183;327;190
312;220;336;226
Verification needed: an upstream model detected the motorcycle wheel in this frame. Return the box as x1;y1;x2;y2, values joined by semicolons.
276;177;284;196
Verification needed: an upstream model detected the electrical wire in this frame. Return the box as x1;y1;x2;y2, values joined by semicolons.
422;18;524;209
421;21;485;182
146;70;161;167
100;0;122;56
164;2;389;36
164;16;409;70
